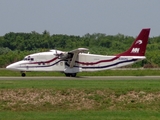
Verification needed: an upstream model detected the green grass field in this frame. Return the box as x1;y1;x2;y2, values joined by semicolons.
0;110;160;120
0;79;160;120
1;68;160;76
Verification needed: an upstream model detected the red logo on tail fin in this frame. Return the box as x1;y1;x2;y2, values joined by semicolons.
116;28;150;56
135;40;142;45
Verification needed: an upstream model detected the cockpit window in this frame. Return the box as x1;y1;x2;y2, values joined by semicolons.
23;57;34;61
24;58;28;60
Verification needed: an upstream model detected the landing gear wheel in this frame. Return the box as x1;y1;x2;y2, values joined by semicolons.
71;73;77;77
65;73;77;77
21;73;26;77
65;73;70;77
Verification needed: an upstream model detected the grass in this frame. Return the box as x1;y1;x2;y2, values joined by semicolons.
0;79;160;119
0;110;160;120
1;68;160;76
0;79;160;91
1;68;160;119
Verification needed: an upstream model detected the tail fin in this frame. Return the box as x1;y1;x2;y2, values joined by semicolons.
116;28;150;56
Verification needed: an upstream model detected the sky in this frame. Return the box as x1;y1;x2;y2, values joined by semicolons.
0;0;160;37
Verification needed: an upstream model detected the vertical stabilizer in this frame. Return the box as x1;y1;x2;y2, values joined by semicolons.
116;28;150;56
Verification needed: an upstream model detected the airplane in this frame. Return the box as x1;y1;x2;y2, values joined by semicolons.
6;28;150;77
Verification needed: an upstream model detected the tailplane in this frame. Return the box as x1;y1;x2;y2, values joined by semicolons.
116;28;150;56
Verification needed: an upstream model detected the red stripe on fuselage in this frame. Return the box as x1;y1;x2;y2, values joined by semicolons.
22;56;119;66
76;56;119;65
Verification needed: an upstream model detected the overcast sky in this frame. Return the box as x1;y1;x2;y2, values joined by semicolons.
0;0;160;37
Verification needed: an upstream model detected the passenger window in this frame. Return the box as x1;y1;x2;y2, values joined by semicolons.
31;58;34;61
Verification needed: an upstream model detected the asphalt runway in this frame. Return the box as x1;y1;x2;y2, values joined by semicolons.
0;76;160;80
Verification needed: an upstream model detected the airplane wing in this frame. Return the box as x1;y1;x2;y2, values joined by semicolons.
69;48;89;53
68;48;88;68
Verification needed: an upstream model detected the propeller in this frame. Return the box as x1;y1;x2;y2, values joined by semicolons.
51;49;73;60
59;52;73;60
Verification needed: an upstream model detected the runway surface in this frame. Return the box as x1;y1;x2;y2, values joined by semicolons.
0;76;160;80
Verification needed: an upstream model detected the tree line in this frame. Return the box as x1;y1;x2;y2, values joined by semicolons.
0;30;160;68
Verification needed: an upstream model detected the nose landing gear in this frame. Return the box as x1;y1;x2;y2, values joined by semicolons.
21;72;26;77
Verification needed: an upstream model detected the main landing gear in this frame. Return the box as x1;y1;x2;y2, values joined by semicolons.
65;73;77;77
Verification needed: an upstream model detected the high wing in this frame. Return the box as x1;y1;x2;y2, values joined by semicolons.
68;48;88;68
56;48;88;68
69;48;89;53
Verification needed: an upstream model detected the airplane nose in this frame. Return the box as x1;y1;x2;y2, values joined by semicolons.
6;63;19;71
6;64;13;70
6;61;25;71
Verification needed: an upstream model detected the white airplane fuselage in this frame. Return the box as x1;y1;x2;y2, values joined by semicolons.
7;51;145;73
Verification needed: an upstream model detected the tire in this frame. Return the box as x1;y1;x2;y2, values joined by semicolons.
71;73;77;77
65;73;70;77
21;73;26;77
65;73;77;77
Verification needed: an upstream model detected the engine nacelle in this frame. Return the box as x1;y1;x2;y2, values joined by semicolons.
59;52;73;60
50;49;63;54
